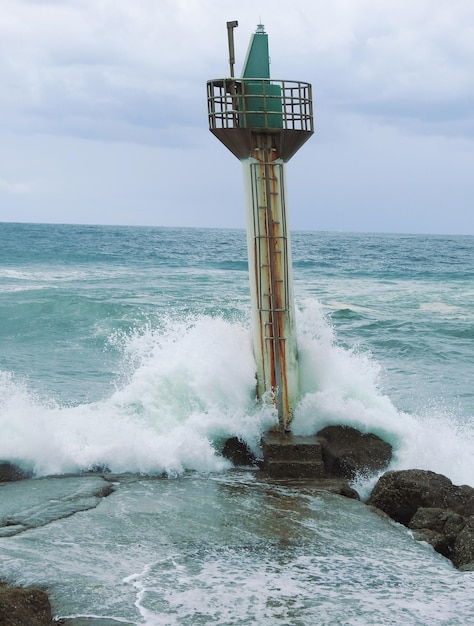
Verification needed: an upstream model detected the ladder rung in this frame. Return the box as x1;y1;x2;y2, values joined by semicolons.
264;336;288;341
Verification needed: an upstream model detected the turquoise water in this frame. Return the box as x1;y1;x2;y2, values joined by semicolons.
0;222;473;624
0;222;473;482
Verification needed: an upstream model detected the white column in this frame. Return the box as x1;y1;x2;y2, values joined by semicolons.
241;140;299;431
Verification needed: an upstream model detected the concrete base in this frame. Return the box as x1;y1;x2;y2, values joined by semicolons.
261;432;326;478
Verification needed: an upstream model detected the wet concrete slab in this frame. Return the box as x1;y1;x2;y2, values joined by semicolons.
1;471;468;625
0;475;114;537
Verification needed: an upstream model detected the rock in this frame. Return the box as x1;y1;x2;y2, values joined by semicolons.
81;464;111;475
337;484;361;500
411;528;450;556
451;516;474;571
0;584;53;625
367;469;454;526
368;469;474;570
444;484;474;518
222;438;260;467
0;462;33;482
408;507;465;557
316;425;392;479
409;507;465;541
0;476;116;538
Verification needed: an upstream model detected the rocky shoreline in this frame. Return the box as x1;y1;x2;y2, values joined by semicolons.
0;582;52;626
0;584;134;626
1;425;473;623
367;468;474;571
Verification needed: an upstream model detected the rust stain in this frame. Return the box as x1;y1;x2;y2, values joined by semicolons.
249;134;295;430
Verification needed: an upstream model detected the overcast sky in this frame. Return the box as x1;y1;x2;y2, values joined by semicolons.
0;0;473;234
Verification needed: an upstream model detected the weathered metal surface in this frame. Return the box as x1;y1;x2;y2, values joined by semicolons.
226;21;238;78
207;79;313;131
243;134;299;431
207;26;314;432
207;78;314;161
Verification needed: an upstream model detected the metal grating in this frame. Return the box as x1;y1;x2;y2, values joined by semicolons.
207;79;314;132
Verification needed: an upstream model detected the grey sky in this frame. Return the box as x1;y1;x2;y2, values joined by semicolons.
0;0;473;234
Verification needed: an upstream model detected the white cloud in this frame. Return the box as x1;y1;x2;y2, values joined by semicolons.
1;0;473;142
0;0;473;233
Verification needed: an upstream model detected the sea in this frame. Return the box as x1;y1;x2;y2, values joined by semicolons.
0;222;473;624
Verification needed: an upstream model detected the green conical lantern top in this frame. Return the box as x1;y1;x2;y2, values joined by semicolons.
207;21;313;159
238;24;282;129
241;24;270;79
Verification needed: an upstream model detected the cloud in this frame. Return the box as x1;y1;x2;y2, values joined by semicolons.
1;0;473;145
0;1;201;141
0;0;473;234
273;1;474;135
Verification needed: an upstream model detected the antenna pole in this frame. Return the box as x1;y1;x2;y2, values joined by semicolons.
226;20;238;77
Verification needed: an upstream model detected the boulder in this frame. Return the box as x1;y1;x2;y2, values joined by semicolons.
336;484;361;500
222;438;260;467
367;469;454;526
409;507;465;540
410;528;450;556
0;462;33;483
368;469;474;570
444;484;474;518
0;584;53;625
316;425;392;479
451;516;474;571
409;507;465;557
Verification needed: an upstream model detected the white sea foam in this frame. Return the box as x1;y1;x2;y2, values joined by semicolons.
419;301;463;314
325;300;371;313
0;316;275;476
0;303;473;488
0;266;135;284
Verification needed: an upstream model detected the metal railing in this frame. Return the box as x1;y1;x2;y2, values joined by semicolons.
207;79;314;132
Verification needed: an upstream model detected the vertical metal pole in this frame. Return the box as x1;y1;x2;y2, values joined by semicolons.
207;25;314;432
226;21;238;78
226;21;239;128
243;135;299;432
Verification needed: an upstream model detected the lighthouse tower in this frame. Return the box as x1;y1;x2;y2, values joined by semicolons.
207;22;314;432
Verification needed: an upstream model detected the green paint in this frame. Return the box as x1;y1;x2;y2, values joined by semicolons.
239;25;283;129
241;27;270;79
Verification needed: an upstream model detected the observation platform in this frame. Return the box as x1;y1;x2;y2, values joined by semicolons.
207;78;314;161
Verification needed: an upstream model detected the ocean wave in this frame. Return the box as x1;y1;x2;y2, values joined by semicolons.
0;303;472;490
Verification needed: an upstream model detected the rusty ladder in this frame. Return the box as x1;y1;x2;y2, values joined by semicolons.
251;158;290;425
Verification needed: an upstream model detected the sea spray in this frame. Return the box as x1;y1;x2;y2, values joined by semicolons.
293;299;405;440
0;315;275;476
292;299;474;489
0;301;473;487
2;224;473;625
